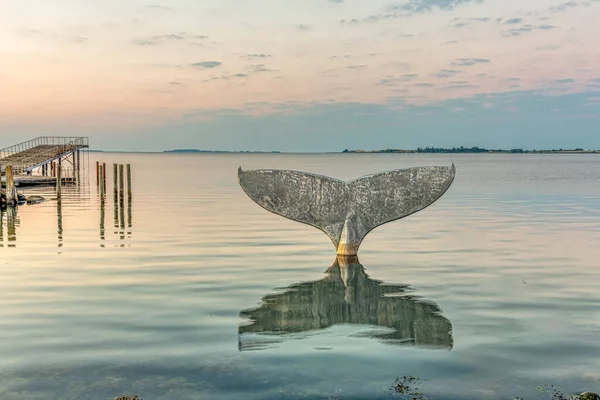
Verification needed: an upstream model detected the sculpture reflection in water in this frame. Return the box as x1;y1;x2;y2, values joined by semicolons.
239;256;453;351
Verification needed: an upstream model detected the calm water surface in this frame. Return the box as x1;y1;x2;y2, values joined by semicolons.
1;153;599;400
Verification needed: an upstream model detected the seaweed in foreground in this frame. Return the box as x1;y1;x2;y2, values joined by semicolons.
112;397;142;400
390;377;600;400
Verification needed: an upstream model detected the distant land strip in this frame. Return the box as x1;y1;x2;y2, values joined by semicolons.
87;147;599;154
343;146;600;154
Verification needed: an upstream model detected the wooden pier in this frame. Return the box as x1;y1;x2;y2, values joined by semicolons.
0;136;88;187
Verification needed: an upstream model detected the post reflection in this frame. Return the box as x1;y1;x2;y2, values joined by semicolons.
101;181;132;247
239;256;453;351
0;208;3;247
6;206;18;247
99;196;106;247
57;198;63;248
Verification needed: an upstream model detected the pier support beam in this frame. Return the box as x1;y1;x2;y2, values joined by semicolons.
56;164;62;198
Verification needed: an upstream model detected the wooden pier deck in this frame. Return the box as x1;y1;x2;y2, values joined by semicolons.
0;136;88;187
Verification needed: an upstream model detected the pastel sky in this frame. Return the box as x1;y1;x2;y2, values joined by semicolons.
1;0;599;151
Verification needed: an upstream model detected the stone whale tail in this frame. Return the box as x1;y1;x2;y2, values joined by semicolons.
238;164;455;255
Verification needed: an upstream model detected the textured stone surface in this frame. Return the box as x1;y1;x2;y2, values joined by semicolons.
238;255;453;350
238;164;455;255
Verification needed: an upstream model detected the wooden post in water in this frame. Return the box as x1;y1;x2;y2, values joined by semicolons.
126;164;132;199
118;164;124;197
96;161;99;186
5;166;15;206
56;163;62;198
102;162;107;192
99;164;105;201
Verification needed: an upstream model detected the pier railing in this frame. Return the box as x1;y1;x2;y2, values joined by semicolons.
0;137;88;160
0;136;89;174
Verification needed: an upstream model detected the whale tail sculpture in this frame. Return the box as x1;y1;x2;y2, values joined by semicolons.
237;164;455;255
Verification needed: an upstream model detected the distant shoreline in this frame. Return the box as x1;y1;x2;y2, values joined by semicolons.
87;148;600;154
343;147;599;154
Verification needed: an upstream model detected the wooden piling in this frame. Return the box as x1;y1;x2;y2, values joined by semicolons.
99;164;105;201
113;163;118;195
56;164;62;197
118;164;124;197
96;161;99;185
5;166;15;206
103;162;107;192
126;164;132;199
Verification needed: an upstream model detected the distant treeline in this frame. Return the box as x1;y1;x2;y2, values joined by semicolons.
343;146;595;154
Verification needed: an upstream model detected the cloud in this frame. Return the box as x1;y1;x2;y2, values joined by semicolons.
340;18;360;24
143;4;172;10
414;83;435;87
217;73;250;80
503;24;533;36
504;18;523;24
347;65;367;70
378;73;419;86
246;64;276;73
131;33;208;46
387;0;485;13
550;1;582;12
168;81;183;85
537;45;561;50
132;34;184;46
191;61;222;69
16;28;43;38
501;24;555;36
362;0;486;22
445;83;477;89
451;58;490;67
244;54;273;59
295;24;312;31
554;78;575;84
329;0;345;3
453;17;490;28
434;69;460;78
